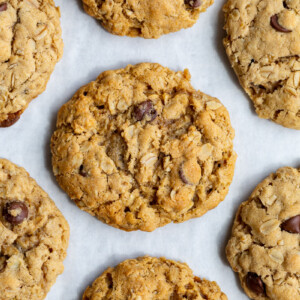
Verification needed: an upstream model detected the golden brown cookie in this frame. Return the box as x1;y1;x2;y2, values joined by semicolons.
0;0;63;127
81;0;214;39
223;0;300;129
83;256;228;300
226;167;300;300
51;63;236;232
0;158;69;300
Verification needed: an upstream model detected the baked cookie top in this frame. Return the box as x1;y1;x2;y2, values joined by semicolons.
0;159;69;300
82;0;214;39
83;256;228;300
226;167;300;300
51;63;236;232
223;0;300;129
0;0;63;127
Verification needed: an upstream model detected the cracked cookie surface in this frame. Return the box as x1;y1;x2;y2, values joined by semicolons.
81;0;214;39
83;256;228;300
223;0;300;129
51;63;236;232
0;158;69;300
0;0;63;127
226;167;300;300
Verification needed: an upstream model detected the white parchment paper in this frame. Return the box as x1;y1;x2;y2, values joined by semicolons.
0;0;299;299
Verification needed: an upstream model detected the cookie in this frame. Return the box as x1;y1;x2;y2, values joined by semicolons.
51;63;236;232
223;0;300;129
82;256;228;300
81;0;214;39
0;159;69;300
226;167;300;300
0;0;63;127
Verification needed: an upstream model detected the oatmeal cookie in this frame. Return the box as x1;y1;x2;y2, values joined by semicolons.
223;0;300;129
83;256;227;300
226;167;300;300
0;158;69;300
82;0;214;38
51;63;236;232
0;0;63;127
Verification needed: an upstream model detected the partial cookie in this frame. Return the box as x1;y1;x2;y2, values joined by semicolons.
82;0;214;39
223;0;300;129
0;0;63;127
226;167;300;300
51;63;236;232
0;159;69;300
83;256;227;300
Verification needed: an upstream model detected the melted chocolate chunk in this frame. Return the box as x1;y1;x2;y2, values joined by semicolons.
246;273;265;295
3;201;29;225
79;165;87;177
281;215;300;233
185;0;202;8
133;100;157;122
0;3;7;12
0;111;21;127
270;14;292;33
179;163;191;185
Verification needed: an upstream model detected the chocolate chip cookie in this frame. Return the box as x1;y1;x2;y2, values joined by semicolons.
83;256;228;300
223;0;300;129
0;0;63;127
226;167;300;300
51;63;236;231
0;158;69;300
81;0;214;38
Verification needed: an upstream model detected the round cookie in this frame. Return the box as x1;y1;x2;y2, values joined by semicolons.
83;256;228;300
0;159;69;300
223;0;300;129
226;167;300;300
51;63;236;232
0;0;63;127
81;0;214;39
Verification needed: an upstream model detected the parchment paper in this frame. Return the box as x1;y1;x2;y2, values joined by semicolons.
0;0;299;299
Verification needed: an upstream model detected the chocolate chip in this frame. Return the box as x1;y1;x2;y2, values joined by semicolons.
246;273;265;295
0;111;21;127
179;163;191;185
3;201;29;225
283;1;289;9
133;100;157;122
79;165;87;177
185;0;202;8
270;14;292;33
281;215;300;233
0;3;7;12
